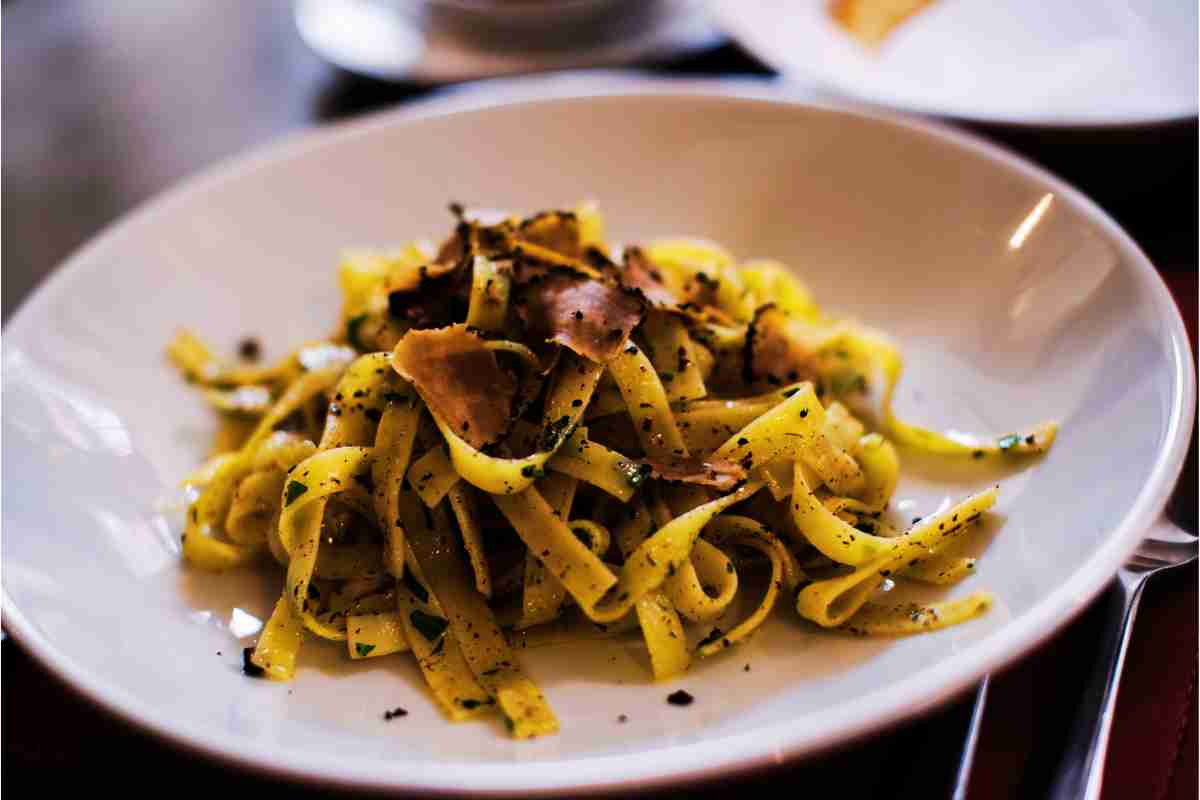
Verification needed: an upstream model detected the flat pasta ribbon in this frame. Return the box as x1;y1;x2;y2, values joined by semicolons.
171;204;1058;739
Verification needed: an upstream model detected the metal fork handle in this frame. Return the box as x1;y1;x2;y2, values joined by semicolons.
950;676;990;800
1047;517;1185;800
1047;571;1146;800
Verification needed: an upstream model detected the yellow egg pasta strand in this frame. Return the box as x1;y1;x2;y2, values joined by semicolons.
696;515;804;658
395;582;494;721
797;487;998;628
399;489;559;738
516;473;578;629
606;343;688;459
249;593;306;680
465;255;511;332
426;354;603;495
547;426;637;502
841;593;994;636
641;311;707;403
346;611;411;660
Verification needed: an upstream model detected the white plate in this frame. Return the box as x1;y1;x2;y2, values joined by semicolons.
713;0;1199;127
294;0;721;83
2;79;1194;795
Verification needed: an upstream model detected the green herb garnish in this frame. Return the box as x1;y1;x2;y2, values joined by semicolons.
828;371;867;396
616;460;652;489
409;609;448;642
402;572;430;604
355;642;376;657
538;415;575;451
284;480;308;506
572;526;593;549
346;313;369;352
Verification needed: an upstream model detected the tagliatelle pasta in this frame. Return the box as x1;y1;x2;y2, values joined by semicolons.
170;204;1057;738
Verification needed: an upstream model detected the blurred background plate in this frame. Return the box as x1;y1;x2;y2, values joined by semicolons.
713;0;1199;127
294;0;723;83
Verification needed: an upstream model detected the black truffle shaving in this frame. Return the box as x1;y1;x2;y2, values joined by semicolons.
742;303;777;386
242;646;266;678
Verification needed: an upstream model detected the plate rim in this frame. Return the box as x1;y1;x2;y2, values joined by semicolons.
3;77;1195;795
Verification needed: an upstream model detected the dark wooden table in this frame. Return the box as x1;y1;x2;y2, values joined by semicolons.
3;2;1196;797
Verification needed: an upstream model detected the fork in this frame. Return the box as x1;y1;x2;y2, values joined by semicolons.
948;519;1197;800
1046;518;1198;800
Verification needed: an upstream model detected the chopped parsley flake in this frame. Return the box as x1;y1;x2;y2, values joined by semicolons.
402;572;430;603
284;480;308;506
346;313;369;351
573;526;593;549
242;647;265;678
616;460;652;488
409;609;449;642
539;415;575;451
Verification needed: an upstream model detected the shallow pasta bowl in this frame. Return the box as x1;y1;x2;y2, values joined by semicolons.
2;81;1193;795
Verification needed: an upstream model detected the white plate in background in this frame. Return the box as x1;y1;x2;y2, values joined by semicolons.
714;0;1199;126
295;0;722;83
2;81;1194;794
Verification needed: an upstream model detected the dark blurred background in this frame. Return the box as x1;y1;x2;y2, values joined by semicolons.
2;2;1196;798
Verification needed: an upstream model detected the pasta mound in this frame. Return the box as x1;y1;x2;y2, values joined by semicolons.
169;204;1055;738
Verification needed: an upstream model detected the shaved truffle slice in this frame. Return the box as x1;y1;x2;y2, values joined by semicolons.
517;211;582;258
474;220;515;258
644;456;746;491
392;325;517;448
386;252;462;295
679;270;722;309
743;304;819;390
621;247;682;309
462;211;600;283
384;220;473;328
582;246;625;280
510;252;605;285
620;248;735;326
434;220;470;269
385;260;469;329
516;272;644;362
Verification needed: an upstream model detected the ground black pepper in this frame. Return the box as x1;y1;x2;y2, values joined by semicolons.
237;337;260;361
242;647;265;677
